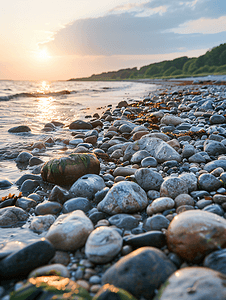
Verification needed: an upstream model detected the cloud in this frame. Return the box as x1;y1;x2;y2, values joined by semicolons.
42;0;226;57
170;16;226;34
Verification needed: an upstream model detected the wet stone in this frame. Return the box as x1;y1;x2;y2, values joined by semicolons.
48;185;70;204
8;125;31;133
123;231;166;249
203;203;224;216
20;179;40;195
204;140;226;156
108;214;139;230
198;173;222;192
144;214;170;231
15;197;37;211
131;150;150;164
147;197;175;215
174;194;194;208
35;201;62;215
28;263;70;278
29;156;44;166
62;197;91;213
102;247;176;299
0;206;28;227
16;151;33;163
213;194;226;204
0;179;13;189
203;248;226;275
147;190;160;200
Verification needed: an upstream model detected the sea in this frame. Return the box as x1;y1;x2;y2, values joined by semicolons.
0;80;158;198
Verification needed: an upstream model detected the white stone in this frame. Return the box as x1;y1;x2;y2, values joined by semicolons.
28;263;70;278
85;227;123;263
29;215;56;233
147;197;175;215
161;114;183;126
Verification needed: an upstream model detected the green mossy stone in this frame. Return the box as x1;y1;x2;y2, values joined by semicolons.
10;275;92;300
93;284;137;300
41;153;100;185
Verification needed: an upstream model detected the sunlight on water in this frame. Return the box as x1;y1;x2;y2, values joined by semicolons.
36;96;56;123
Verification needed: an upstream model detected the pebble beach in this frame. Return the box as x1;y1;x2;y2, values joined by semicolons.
1;77;226;299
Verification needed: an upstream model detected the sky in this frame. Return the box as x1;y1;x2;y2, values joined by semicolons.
0;0;226;80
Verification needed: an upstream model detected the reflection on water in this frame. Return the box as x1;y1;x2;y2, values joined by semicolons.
37;97;56;124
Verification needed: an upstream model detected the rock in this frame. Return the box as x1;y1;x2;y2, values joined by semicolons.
102;247;176;299
10;276;91;299
93;284;137;300
161;114;183;126
204;140;226;156
69;138;84;146
85;227;123;264
160;177;188;199
198;173;222;192
113;167;136;177
70;174;105;200
147;190;160;200
0;240;55;279
204;159;226;172
203;203;224;216
29;215;56;233
110;149;123;159
141;156;158;167
174;194;194;208
144;215;170;231
97;181;148;215
48;185;70;204
0;178;13;189
0;241;26;259
50;251;70;266
132;130;149;141
213;194;226;204
123;231;166;249
131;150;150;164
41;153;100;185
124;137;181;163
156;267;226;300
63;197;91;213
8;125;31;133
20;179;39;194
147;197;175;215
166;210;226;262
167;139;180;150
178;172;197;193
117;100;128;108
0;206;28;227
15;197;37;210
135;168;163;191
35;201;62;215
69;120;92;130
108;214;139;230
29;156;44;166
16;151;33;163
28;263;70;278
176;204;194;214
203;249;226;275
182;144;195;158
188;153;206;163
210;114;225;124
15;174;42;186
46;210;94;251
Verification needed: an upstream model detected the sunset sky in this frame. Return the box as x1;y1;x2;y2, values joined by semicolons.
1;0;226;80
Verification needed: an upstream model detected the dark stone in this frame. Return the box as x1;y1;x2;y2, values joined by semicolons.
190;190;210;199
102;247;176;299
108;214;139;230
204;140;226;156
0;179;13;189
144;215;170;231
94;284;136;300
8;125;31;133
29;157;44;166
162;160;179;168
203;204;224;216
0;240;55;279
20;179;40;194
69;120;92;130
209;114;225;124
89;211;107;224
63;197;91;213
204;249;226;275
48;185;70;204
15;174;42;186
123;231;166;249
198;174;222;192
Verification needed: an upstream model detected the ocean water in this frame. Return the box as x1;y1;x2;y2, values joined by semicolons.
0;80;157;197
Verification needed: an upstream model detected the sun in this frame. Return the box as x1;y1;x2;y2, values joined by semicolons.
37;48;51;60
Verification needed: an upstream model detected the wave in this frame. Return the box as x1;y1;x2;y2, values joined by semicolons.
0;90;76;101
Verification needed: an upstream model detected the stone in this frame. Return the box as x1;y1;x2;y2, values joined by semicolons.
15;174;42;186
85;227;123;264
16;151;33;163
178;172;197;193
35;201;62;215
124;137;181;163
182;144;195;158
0;206;28;227
167;139;180;150
203;203;224;216
160;177;188;199
0;241;26;259
93;284;137;300
213;194;226;204
204;140;226;156
0;240;55;279
161;114;183;126
166;210;226;262
69;119;92;130
135;168;163;191
123;231;166;249
174;194;194;208
110;149;123;159
131;150;150;164
8;125;31;133
147;190;160;200
69;138;84;146
132;130;149;141
48;185;70;204
20;179;39;194
204;160;226;172
46;210;94;251
156;267;226;300
62;197;91;213
144;215;170;231
29;215;56;233
210;114;225;124
28;263;70;278
29;156;44;166
203;249;226;275
10;276;91;299
15;197;37;211
147;197;175;215
198;173;222;192
70;174;105;200
113;167;136;177
102;247;176;299
176;204;194;214
50;251;70;266
0;178;13;189
97;181;148;215
141;156;158;168
189;153;206;163
41;153;100;186
108;214;139;230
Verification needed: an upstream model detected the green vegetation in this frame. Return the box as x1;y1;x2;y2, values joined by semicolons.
69;43;226;81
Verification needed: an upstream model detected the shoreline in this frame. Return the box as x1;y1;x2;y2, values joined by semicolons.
1;79;226;299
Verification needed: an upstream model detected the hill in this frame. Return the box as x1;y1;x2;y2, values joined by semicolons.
69;43;226;81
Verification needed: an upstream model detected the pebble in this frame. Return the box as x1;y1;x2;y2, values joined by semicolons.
16;151;33;163
203;248;226;275
123;231;166;248
174;194;194;207
35;201;62;215
28;263;70;278
144;214;170;231
135;168;163;191
0;206;28;227
146;197;175;215
108;214;139;230
160;177;188;199
0;179;13;189
198;173;222;191
85;226;123;263
29;214;56;233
